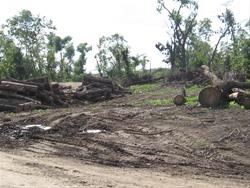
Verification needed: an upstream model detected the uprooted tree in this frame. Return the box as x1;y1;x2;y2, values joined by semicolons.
198;65;250;109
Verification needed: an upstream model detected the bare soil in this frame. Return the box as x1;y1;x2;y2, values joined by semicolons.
0;87;250;187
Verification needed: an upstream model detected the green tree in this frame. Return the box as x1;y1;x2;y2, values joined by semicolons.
48;34;74;81
156;0;198;71
46;44;57;80
96;34;132;79
209;9;236;68
72;43;92;81
3;9;55;77
0;31;28;79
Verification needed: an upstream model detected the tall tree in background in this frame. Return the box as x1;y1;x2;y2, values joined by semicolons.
72;43;92;81
96;34;130;78
96;33;148;80
156;0;198;71
208;9;236;69
48;34;74;81
0;31;28;79
187;18;213;69
3;9;55;77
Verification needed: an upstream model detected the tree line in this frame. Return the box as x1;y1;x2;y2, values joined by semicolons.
0;10;147;81
156;0;250;76
1;1;250;82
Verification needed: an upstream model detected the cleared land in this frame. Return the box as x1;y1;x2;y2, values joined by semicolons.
0;83;250;187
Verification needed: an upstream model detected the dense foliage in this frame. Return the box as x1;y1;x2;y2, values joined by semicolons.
0;10;91;81
95;33;149;80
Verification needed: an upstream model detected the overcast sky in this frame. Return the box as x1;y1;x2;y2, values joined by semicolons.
0;0;249;72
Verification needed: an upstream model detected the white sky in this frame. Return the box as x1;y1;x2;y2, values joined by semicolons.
0;0;249;72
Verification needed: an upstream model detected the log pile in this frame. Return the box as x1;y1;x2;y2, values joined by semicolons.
198;65;250;109
0;76;68;112
0;75;131;112
74;75;131;102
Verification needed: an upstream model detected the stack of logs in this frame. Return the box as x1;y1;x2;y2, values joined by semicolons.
74;75;131;102
0;76;67;112
0;75;131;112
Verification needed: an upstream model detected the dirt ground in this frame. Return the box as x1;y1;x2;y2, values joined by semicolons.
0;86;250;187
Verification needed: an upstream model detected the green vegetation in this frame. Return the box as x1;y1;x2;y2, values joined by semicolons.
228;101;244;109
191;139;211;150
146;98;172;106
0;1;249;82
130;83;200;107
130;83;160;94
186;96;199;106
95;33;149;80
186;85;200;94
0;10;92;81
156;0;250;77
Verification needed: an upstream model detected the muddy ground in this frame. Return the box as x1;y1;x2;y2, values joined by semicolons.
0;85;250;187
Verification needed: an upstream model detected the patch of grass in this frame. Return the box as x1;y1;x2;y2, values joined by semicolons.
186;96;198;105
191;139;210;150
157;86;178;95
146;98;173;106
228;101;243;109
186;85;200;95
130;83;159;94
131;83;178;95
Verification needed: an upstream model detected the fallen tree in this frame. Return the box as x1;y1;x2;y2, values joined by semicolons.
198;65;250;108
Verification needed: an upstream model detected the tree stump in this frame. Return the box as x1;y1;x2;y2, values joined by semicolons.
173;87;186;106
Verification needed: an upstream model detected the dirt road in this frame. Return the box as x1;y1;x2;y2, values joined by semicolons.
1;149;249;188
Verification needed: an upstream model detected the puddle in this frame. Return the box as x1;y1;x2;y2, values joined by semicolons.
22;124;51;131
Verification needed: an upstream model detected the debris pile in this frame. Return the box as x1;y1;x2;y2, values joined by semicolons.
74;75;131;102
198;65;250;109
0;76;68;112
0;75;131;112
172;65;250;109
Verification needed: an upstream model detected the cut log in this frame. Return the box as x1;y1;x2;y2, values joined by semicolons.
0;90;40;104
200;65;250;108
173;87;186;106
0;104;16;111
83;75;113;86
2;77;50;90
229;92;250;109
16;102;50;112
75;88;112;102
0;81;38;93
198;87;222;107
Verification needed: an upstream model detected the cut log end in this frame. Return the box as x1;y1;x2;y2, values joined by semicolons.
229;92;250;109
173;95;186;106
198;87;221;107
